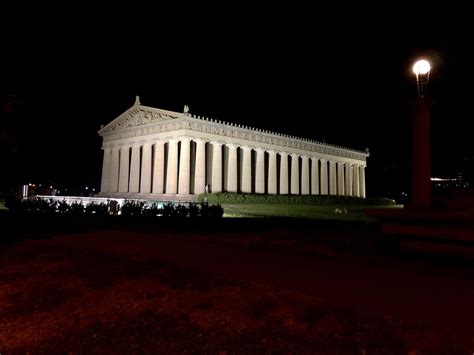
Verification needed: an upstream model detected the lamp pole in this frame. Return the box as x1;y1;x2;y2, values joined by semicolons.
411;59;432;209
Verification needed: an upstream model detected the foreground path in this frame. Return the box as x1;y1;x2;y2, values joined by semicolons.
1;228;473;352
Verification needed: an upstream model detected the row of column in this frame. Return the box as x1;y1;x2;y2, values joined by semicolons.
101;138;366;197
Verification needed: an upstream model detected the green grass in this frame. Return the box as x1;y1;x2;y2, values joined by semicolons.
198;192;397;206
222;203;403;221
0;197;7;211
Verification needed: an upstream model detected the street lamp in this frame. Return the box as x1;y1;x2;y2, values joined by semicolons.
410;59;432;209
413;59;431;98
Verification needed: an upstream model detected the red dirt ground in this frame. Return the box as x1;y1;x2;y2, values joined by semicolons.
0;228;472;353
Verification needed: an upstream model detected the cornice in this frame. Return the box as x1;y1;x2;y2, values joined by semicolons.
99;104;370;161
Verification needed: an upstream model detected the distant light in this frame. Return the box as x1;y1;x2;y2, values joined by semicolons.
86;187;89;190
93;188;95;192
413;60;431;75
50;186;53;189
28;183;32;186
431;177;461;182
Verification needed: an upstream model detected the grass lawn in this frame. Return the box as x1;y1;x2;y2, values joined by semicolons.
1;229;470;353
222;203;402;221
0;196;6;211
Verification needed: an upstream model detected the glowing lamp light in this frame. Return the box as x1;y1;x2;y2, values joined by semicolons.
413;59;431;75
413;59;431;98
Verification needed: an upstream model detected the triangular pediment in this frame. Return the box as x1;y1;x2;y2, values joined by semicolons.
99;104;186;135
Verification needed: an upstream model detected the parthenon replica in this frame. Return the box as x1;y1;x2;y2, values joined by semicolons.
98;97;369;201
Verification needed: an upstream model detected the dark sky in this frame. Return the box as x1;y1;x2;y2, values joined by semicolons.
2;9;473;196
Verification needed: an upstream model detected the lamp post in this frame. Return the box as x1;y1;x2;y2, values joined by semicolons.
410;59;432;209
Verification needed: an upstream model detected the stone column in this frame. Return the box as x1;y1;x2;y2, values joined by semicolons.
118;146;130;193
140;143;152;193
320;159;328;195
279;152;289;194
109;148;120;193
166;139;179;194
100;147;112;193
227;144;238;192
311;157;319;195
301;155;310;195
337;162;345;196
268;150;277;194
255;148;265;194
178;138;191;195
129;144;141;193
194;139;206;195
345;163;353;197
353;164;360;197
329;160;337;195
152;141;165;194
291;154;299;195
359;165;366;198
241;146;252;193
211;141;223;192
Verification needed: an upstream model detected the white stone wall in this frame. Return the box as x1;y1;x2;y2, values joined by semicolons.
98;103;369;198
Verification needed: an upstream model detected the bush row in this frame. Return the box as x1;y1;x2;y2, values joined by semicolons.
6;198;224;218
197;192;396;206
120;201;223;218
7;198;110;215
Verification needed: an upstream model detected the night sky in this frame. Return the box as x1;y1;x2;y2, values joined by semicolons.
2;9;472;197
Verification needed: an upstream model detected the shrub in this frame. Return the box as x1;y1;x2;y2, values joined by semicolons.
175;204;189;218
142;203;161;217
160;203;176;217
85;202;109;215
6;197;225;219
188;203;200;218
200;202;223;218
120;200;146;216
200;202;209;217
209;204;224;218
22;198;56;214
56;200;70;214
69;201;85;215
4;194;22;212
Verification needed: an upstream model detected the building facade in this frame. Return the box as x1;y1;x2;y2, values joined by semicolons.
98;98;369;200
